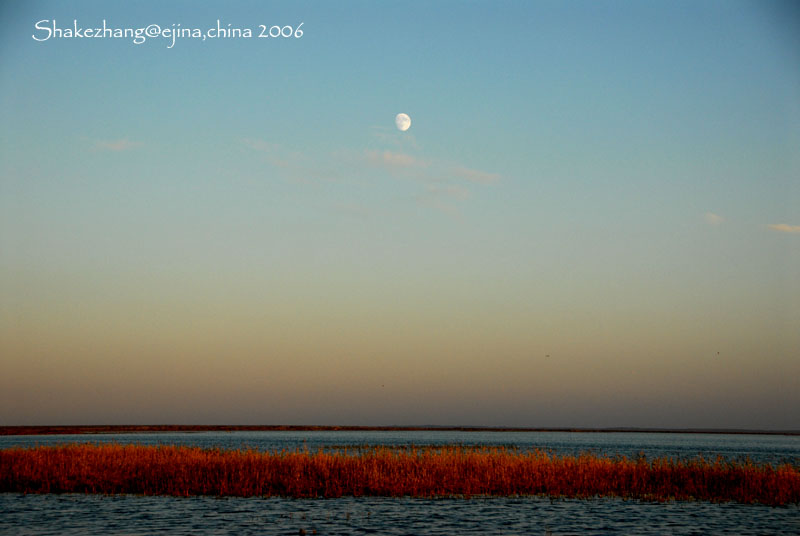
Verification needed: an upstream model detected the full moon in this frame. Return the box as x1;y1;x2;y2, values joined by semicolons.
395;113;411;131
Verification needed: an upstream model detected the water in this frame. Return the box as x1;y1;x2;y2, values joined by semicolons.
1;494;797;535
2;431;798;534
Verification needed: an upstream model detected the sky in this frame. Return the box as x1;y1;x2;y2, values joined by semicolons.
1;1;798;429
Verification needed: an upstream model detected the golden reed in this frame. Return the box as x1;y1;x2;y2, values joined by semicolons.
1;444;798;505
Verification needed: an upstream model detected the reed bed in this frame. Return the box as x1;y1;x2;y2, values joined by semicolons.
1;444;798;505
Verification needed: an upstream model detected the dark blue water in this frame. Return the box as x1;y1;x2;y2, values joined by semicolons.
1;431;798;534
1;494;797;535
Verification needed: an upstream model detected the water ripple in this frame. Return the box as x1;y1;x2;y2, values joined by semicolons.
2;494;798;535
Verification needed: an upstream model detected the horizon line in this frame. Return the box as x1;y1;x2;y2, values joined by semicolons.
2;425;798;437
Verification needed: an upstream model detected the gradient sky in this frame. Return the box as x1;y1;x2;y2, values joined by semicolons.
1;1;798;429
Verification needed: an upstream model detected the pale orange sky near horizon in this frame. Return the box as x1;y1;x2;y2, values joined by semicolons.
3;256;797;428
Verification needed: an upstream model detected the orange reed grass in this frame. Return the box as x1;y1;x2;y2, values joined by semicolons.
1;444;798;505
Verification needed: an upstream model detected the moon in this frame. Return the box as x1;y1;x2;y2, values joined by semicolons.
395;113;411;131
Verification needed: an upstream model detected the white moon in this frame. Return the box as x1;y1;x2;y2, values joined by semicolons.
395;113;411;131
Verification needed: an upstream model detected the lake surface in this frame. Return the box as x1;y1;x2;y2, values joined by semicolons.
2;430;798;535
1;493;798;535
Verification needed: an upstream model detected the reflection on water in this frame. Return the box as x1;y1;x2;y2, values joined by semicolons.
1;493;798;535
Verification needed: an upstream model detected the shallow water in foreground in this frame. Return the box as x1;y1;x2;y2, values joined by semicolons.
1;493;798;535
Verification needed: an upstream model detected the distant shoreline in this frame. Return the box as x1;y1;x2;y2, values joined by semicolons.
2;425;798;436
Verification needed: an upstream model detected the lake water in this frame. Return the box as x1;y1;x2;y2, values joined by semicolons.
1;430;798;535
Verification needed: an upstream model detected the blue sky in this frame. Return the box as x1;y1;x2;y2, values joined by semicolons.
1;1;798;428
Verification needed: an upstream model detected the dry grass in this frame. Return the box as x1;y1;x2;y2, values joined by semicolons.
1;444;798;505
